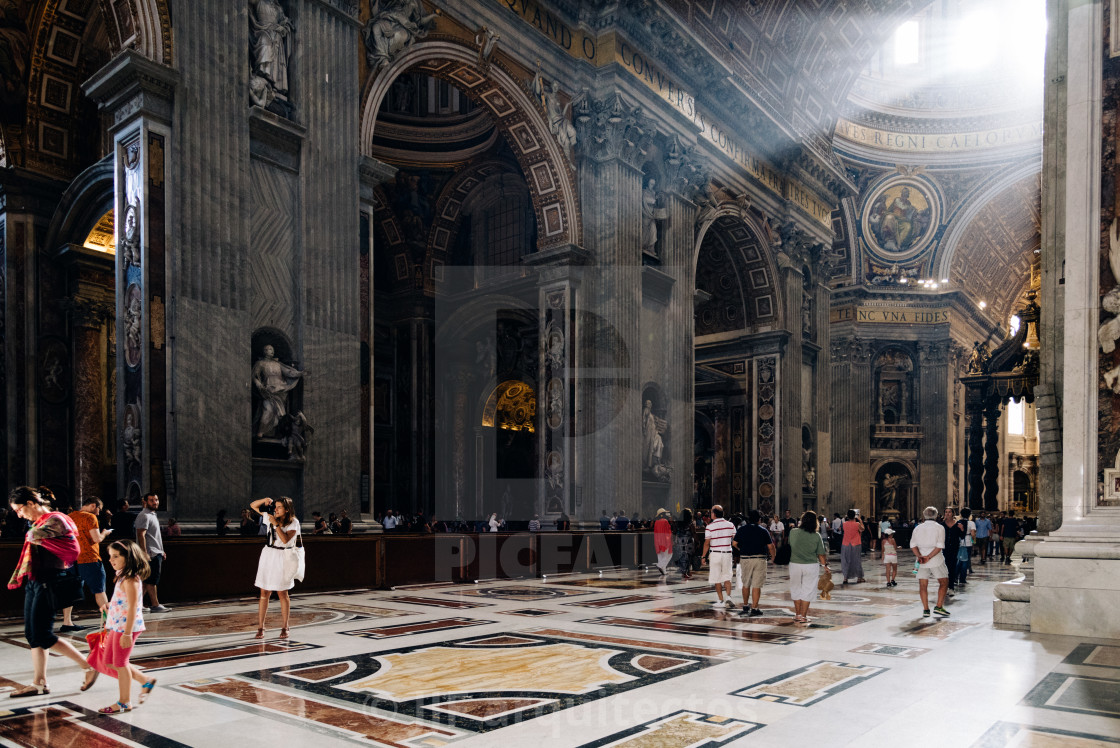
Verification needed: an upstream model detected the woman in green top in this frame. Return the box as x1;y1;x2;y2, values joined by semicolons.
788;511;830;623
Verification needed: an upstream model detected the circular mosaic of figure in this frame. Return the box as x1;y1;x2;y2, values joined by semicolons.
759;482;774;498
861;177;941;262
759;403;775;421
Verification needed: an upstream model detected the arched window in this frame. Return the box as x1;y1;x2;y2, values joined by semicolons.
462;173;534;280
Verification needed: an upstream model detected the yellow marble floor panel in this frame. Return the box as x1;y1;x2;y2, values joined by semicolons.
347;642;633;701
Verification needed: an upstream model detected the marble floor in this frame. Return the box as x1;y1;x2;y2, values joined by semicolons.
1;552;1118;747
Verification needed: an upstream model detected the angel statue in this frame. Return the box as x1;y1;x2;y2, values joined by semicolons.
364;0;438;71
532;62;577;162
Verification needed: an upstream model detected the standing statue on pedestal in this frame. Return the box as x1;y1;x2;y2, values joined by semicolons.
253;345;308;439
641;178;668;258
364;0;439;72
643;400;671;482
249;0;293;110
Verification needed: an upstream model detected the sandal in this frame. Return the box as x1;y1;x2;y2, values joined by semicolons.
80;667;99;692
139;679;157;704
254;628;265;640
98;701;132;714
9;682;49;698
278;627;290;640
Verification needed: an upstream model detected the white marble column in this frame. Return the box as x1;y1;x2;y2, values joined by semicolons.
1028;0;1120;639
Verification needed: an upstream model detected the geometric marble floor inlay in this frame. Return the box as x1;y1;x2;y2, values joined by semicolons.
847;642;932;659
1063;643;1120;670
1021;673;1120;718
576;615;810;645
577;710;764;747
198;630;730;734
0;556;1114;747
972;721;1120;747
731;661;887;705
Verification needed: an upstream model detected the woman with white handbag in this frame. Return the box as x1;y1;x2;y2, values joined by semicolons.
248;497;302;640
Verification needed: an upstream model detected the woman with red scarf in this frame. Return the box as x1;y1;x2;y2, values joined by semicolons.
7;486;100;697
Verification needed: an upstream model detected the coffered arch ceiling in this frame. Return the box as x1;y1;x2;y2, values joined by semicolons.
945;172;1040;326
631;0;937;155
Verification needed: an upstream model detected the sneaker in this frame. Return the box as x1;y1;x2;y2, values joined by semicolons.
922;609;931;617
741;605;752;614
712;600;727;608
933;606;950;617
749;608;764;617
149;605;172;613
141;606;150;613
58;624;86;633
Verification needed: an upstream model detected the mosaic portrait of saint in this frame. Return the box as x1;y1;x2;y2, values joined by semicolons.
866;184;933;254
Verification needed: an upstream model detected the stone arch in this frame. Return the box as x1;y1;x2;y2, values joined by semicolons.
44;154;115;251
693;210;781;333
930;160;1040;284
369;184;412;291
93;0;172;64
425;159;525;271
19;0;170;174
361;38;581;251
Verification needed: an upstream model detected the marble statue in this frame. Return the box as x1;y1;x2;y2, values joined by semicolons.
694;180;720;230
249;0;293;107
882;473;904;510
643;400;670;481
1099;218;1120;392
124;289;142;368
122;405;141;473
253;344;307;439
281;410;313;460
364;0;438;72
533;64;577;162
641;178;667;257
804;465;816;493
121;204;140;267
474;25;499;66
801;294;813;337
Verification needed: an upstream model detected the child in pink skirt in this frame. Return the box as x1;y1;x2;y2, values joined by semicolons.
97;539;156;713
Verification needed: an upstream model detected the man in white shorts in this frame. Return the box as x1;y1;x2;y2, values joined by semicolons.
910;505;950;617
702;505;736;607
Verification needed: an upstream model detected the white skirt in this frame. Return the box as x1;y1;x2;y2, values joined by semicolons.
255;546;295;591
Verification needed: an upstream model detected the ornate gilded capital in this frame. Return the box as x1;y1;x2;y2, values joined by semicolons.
573;91;655;168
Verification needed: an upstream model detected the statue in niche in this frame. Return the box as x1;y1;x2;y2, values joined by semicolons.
532;62;577;162
252;344;308;439
643;400;671;482
364;0;439;72
249;0;293;110
804;465;816;493
881;473;905;510
641;178;668;258
120;204;140;267
801;294;813;338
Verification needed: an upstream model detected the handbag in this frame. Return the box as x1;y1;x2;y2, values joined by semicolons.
282;534;305;583
47;567;84;610
85;624;118;678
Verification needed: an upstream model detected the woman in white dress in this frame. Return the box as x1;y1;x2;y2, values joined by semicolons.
249;496;300;640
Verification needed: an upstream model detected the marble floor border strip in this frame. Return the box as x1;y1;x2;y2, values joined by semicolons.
576;709;764;747
971;720;1120;747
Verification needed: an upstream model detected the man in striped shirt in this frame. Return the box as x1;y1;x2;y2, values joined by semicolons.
702;505;736;607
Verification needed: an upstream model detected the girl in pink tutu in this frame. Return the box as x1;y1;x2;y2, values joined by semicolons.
97;539;156;713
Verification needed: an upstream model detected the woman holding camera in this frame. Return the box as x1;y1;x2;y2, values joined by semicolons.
249;497;301;640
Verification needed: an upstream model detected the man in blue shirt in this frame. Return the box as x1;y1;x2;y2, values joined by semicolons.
616;511;630;531
599;511;610;531
974;513;992;564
